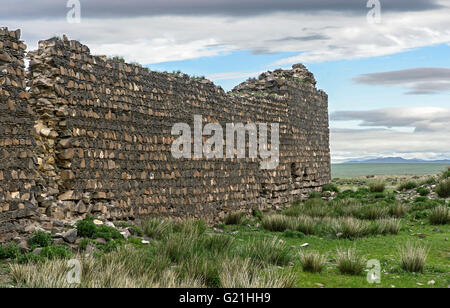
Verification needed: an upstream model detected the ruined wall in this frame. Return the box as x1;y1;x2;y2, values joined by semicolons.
0;28;40;241
0;30;330;237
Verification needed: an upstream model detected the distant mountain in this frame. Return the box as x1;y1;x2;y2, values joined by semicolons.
344;157;450;164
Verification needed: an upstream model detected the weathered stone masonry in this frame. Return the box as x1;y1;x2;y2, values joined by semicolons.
0;28;330;240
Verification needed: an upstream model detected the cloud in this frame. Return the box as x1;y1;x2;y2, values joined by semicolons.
330;127;450;162
0;0;445;20
330;107;450;132
207;71;264;81
354;68;450;94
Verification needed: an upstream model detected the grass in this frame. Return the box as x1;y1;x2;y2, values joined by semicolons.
436;179;450;198
336;248;366;276
369;181;385;193
398;181;418;191
2;172;450;289
299;251;327;273
398;242;429;273
428;206;449;225
224;212;247;225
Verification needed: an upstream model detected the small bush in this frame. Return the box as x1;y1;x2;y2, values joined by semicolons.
398;242;429;273
436;179;450;198
299;251;327;273
40;245;72;260
336;248;366;275
416;187;430;196
322;184;339;193
398;181;418;191
262;215;296;232
308;191;322;199
369;181;385;193
0;243;20;260
428;206;450;225
441;167;450;179
76;218;123;241
224;212;247;225
28;231;52;248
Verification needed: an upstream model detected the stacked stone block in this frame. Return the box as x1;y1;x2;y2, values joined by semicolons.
0;28;40;241
0;29;330;238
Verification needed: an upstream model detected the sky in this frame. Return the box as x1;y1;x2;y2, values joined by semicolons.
2;0;450;163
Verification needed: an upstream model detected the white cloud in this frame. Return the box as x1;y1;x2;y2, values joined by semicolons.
207;71;264;81
3;4;450;65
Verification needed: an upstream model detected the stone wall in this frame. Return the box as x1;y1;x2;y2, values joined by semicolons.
0;28;40;241
0;30;330;239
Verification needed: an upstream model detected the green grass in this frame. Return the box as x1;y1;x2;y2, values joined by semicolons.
2;174;450;288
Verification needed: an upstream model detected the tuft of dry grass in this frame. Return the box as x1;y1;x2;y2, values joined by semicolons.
398;242;429;273
336;248;366;276
375;218;402;235
428;206;449;225
299;251;327;273
220;258;296;288
436;179;450;198
389;202;408;218
262;215;296;232
224;212;247;225
369;181;385;193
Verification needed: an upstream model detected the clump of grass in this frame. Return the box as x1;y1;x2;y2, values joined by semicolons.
398;242;429;273
398;181;418;191
416;187;430;196
295;215;317;235
428;206;450;225
220;258;296;288
262;215;296;232
322;184;339;193
369;181;385;193
299;251;327;273
336;248;366;275
252;208;263;220
389;202;408;218
241;238;293;266
224;212;247;225
440;167;450;179
141;217;173;240
173;219;207;236
334;217;371;238
375;218;401;235
435;179;450;198
355;205;388;220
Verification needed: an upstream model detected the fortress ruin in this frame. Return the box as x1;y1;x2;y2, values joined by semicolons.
0;28;330;241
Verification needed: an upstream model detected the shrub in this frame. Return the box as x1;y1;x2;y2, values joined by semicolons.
173;219;207;236
308;191;322;199
0;243;21;260
336;248;366;275
262;215;296;232
224;212;247;225
299;251;327;273
398;242;429;273
398;181;418;191
28;231;52;248
436;179;450;198
40;245;72;260
322;184;339;193
369;181;385;193
76;218;123;241
141;217;173;240
416;187;430;196
428;206;450;225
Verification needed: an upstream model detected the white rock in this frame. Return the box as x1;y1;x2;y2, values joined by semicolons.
93;219;103;226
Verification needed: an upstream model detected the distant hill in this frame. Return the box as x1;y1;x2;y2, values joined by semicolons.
344;157;450;164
